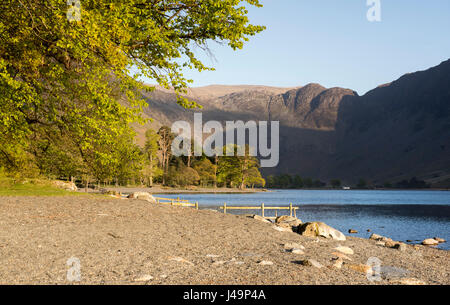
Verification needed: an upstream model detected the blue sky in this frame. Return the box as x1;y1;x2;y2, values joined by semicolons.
149;0;450;95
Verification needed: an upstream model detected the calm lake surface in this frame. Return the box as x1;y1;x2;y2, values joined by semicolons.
160;190;450;250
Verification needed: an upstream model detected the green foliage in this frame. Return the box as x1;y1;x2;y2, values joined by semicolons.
266;174;327;189
217;144;263;189
0;177;88;196
330;179;341;188
167;159;200;187
192;158;216;187
0;1;264;181
357;178;367;189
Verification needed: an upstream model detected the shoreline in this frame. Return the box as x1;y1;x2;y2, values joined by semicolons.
0;195;448;284
101;186;268;194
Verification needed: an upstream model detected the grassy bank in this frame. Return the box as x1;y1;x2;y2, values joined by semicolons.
0;177;86;197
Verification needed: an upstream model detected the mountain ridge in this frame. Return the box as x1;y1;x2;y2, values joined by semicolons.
137;59;450;187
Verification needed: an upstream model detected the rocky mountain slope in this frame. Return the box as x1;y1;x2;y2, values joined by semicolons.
137;60;450;187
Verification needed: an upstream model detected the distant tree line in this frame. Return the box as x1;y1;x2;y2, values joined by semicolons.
265;175;430;189
141;126;265;189
266;174;326;189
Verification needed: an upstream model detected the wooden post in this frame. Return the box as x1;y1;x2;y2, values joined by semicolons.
224;203;227;214
171;200;174;206
195;202;199;210
157;198;160;204
289;203;293;217
261;203;265;218
275;210;278;218
294;207;297;218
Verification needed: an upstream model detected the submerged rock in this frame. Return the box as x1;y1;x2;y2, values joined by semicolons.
433;237;446;243
348;229;358;234
369;233;392;242
297;222;346;241
422;238;439;246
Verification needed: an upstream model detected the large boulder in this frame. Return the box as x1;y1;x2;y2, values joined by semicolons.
127;192;156;203
297;222;346;241
275;215;302;226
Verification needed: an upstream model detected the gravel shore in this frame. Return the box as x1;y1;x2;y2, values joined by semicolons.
0;196;448;285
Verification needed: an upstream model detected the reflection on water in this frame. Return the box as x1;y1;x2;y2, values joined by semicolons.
159;190;450;250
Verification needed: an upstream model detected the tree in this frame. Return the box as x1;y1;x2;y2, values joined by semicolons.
357;178;367;189
303;177;313;188
217;144;263;189
0;0;265;177
192;158;216;187
330;179;341;188
293;175;304;188
143;128;160;186
245;167;265;189
157;126;175;185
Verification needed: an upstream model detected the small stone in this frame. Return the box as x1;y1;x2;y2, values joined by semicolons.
370;233;382;240
422;238;439;246
384;241;398;248
168;256;194;266
367;229;371;232
331;258;344;269
389;278;426;285
347;264;373;274
331;252;353;261
291;249;304;255
434;237;446;243
258;260;274;266
370;233;393;242
300;259;323;269
273;226;292;232
394;243;407;251
334;246;354;255
249;215;272;224
348;229;358;234
134;274;153;282
284;242;304;251
206;254;220;258
406;240;413;242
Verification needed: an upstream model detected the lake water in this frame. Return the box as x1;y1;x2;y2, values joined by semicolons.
159;190;450;250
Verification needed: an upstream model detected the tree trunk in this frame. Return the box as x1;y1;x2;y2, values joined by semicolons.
149;154;153;187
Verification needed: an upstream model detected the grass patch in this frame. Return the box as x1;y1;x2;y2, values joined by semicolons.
0;178;89;197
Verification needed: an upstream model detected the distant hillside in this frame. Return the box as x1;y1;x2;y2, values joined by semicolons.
137;59;450;187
